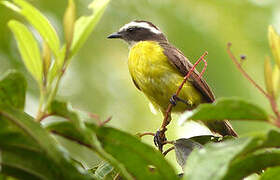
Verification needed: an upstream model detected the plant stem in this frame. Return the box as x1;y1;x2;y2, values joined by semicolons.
36;85;45;121
227;43;270;99
227;43;280;124
43;48;70;115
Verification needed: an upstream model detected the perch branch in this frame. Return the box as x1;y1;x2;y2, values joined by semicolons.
163;146;175;157
159;51;209;136
137;132;155;138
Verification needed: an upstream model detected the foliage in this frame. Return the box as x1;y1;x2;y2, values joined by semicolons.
1;0;280;180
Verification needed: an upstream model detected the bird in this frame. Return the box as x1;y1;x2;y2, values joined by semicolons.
108;20;237;150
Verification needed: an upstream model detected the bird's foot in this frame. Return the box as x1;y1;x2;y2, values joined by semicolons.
154;129;167;152
169;94;188;106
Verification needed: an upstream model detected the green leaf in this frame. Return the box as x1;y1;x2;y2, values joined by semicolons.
183;130;280;180
1;147;61;179
49;100;92;144
47;100;134;179
224;149;280;180
179;98;269;123
70;0;110;58
260;166;280;180
11;0;60;57
184;137;253;180
54;135;101;169
91;125;179;180
0;105;92;179
45;120;179;180
0;70;26;110
8;21;42;83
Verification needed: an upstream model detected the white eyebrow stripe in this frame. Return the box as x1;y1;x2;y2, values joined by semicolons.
119;22;162;34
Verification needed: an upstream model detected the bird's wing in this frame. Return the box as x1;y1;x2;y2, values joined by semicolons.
159;42;215;102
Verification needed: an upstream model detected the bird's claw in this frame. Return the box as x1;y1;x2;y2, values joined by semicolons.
169;94;188;106
169;94;177;106
154;130;167;152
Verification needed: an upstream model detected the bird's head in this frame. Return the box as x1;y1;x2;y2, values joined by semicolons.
107;20;167;45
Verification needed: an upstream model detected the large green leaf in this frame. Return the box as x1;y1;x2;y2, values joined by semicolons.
8;21;42;83
179;98;269;124
45;119;179;180
259;166;280;180
91;125;179;180
224;149;280;180
184;137;253;180
11;0;60;57
70;0;110;58
0;71;26;110
47;100;133;180
183;130;280;180
0;105;92;179
1;147;60;180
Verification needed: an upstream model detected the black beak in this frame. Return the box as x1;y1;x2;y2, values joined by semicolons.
107;32;122;39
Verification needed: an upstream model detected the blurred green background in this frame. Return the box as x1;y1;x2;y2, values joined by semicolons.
0;0;280;171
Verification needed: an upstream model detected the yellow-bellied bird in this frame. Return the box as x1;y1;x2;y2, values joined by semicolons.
108;20;237;149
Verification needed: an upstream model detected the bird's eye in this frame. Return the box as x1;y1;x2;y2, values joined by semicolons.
127;27;135;32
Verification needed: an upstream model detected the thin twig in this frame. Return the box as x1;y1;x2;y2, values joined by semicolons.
227;43;280;124
227;43;270;98
199;56;208;78
137;132;155;138
98;116;112;126
163;146;175;157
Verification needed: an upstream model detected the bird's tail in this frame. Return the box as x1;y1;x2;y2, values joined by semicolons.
204;120;238;137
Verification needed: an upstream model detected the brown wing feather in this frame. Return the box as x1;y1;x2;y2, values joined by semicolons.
159;42;215;102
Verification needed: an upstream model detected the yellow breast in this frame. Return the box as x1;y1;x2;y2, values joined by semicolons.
128;41;204;113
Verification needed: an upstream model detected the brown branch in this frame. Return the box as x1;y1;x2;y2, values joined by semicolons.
227;43;280;124
137;132;155;138
98;116;112;126
163;146;175;157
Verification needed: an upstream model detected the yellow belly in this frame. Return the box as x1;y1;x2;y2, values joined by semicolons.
128;41;204;113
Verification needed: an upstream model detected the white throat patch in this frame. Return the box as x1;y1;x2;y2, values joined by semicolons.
119;21;162;34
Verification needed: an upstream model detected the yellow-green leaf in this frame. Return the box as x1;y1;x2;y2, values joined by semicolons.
70;0;110;58
12;0;60;58
268;26;280;68
264;56;274;97
42;42;51;79
64;0;76;47
272;65;280;99
8;20;42;83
